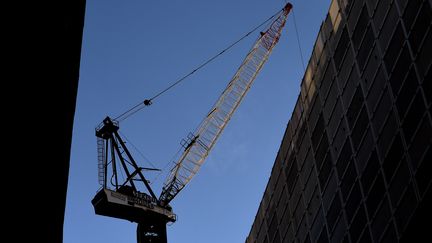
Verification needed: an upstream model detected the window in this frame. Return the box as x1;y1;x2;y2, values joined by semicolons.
378;112;397;158
301;150;315;191
395;185;417;232
304;170;318;205
415;29;432;76
268;213;278;242
361;45;380;91
285;154;298;195
372;88;392;134
337;45;354;89
336;139;352;176
329;0;341;32
315;59;329;90
423;65;432;105
382;134;404;181
360;228;373;243
350;205;367;240
402;93;425;141
304;64;314;93
373;0;392;29
308;185;322;222
383;24;405;72
297;136;311;169
308;97;322;131
388;45;411;94
352;7;370;50
342;70;360;116
361;150;380;194
332;121;348;157
389;158;410;207
317;226;329;243
322;172;338;211
346;86;364;129
266;202;277;226
277;186;288;212
257;220;268;243
312;114;325;151
319;153;333;189
408;2;432;52
339;0;349;11
327;99;343;139
381;223;397;242
283;223;295;243
408;117;432;166
341;161;357;200
396;68;418;119
315;133;330;170
279;204;291;235
345;182;362;221
366;172;386;216
295;212;308;242
274;176;285;207
296;122;307;150
334;27;349;68
320;64;335;99
378;3;399;50
324;13;334;42
301;79;309;106
291;99;303;133
357;27;375;69
366;0;378;12
402;0;422;31
356;128;374;172
315;32;325;63
326;196;342;231
310;207;325;241
366;66;386;112
307;79;318;105
323;82;338;123
415;147;432;196
347;0;365;32
330;215;346;243
272;230;281;243
371;197;391;242
351;107;369;150
290;181;303;226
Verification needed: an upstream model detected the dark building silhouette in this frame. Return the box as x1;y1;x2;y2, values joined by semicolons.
17;1;86;242
246;0;431;242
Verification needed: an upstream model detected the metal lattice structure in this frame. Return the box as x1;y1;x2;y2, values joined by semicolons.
97;136;106;186
159;3;292;205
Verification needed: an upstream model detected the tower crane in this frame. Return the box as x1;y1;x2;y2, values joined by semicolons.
91;3;292;243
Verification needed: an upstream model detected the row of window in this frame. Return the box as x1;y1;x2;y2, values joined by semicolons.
247;0;431;242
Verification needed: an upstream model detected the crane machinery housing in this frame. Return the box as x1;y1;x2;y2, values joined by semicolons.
91;3;292;243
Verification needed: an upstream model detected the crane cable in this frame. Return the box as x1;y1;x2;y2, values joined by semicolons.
283;0;305;71
113;7;285;122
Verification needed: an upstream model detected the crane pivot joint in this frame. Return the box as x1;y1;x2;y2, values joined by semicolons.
144;99;152;106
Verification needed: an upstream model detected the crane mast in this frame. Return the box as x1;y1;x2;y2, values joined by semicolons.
159;3;292;206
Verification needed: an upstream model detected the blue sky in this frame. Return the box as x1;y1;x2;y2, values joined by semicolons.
64;0;331;242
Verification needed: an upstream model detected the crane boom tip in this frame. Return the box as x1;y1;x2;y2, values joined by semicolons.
284;3;293;11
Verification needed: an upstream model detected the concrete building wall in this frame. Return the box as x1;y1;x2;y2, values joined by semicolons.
246;0;431;242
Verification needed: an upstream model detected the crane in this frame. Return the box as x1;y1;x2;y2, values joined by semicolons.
91;3;292;243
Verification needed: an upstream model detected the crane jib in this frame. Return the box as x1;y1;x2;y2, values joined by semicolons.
159;3;293;206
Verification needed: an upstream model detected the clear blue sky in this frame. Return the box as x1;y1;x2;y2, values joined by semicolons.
65;0;331;242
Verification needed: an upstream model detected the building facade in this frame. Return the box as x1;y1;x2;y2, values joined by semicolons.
246;0;431;242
